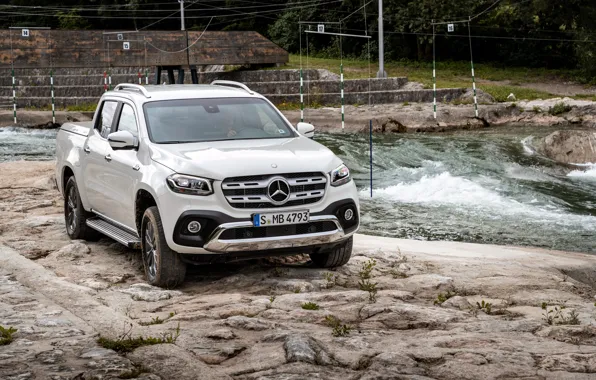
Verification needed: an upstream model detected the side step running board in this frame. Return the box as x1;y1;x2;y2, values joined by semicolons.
86;217;141;249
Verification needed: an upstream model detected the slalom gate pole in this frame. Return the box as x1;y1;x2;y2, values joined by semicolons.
108;70;112;91
50;70;55;124
11;68;16;124
103;71;108;92
432;22;437;120
340;63;345;129
468;19;479;117
138;70;142;85
369;119;373;197
300;68;304;122
145;69;149;85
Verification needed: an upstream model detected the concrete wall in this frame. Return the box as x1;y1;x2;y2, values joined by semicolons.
0;67;465;109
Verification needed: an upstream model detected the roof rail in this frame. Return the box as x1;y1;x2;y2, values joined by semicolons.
114;83;151;98
210;80;254;95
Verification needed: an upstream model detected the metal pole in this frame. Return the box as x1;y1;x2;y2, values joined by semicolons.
300;69;304;122
145;69;149;85
11;68;16;124
376;0;386;78
468;18;479;118
104;71;108;92
179;0;186;31
138;70;142;85
369;119;373;197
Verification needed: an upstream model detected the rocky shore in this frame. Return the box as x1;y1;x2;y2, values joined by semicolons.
3;97;596;134
1;160;596;379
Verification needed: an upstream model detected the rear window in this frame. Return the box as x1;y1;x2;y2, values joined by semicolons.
143;97;295;144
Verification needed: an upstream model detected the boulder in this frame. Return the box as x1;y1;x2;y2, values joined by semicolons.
537;130;596;164
458;89;495;104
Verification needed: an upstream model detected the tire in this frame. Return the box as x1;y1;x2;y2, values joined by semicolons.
64;177;101;241
141;206;186;288
310;237;353;268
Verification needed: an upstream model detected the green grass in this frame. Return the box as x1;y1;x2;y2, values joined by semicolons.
270;55;576;102
66;103;97;112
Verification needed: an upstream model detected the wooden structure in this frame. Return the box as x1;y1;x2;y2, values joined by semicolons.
0;29;288;82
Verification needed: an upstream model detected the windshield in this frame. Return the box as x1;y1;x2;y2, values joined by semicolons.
143;97;295;143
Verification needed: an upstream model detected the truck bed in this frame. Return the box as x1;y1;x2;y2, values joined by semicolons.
60;121;93;137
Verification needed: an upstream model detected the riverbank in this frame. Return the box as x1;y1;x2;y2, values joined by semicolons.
4;97;596;133
1;160;596;379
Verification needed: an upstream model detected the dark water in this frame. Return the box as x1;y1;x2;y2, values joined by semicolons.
316;126;596;253
2;125;595;253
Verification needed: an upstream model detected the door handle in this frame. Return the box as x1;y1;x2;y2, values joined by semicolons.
104;154;112;162
83;146;91;154
132;164;140;171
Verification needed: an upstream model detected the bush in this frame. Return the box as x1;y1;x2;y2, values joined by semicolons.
548;102;572;116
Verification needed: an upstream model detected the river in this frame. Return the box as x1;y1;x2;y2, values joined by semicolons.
2;125;595;253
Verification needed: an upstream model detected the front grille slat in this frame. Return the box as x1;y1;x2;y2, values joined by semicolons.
222;172;327;209
219;221;337;240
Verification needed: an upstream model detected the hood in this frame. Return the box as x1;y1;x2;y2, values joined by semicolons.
149;137;342;180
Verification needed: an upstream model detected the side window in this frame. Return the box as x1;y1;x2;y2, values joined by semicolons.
116;104;138;138
98;101;118;139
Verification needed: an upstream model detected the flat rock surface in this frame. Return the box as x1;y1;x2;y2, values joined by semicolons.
1;160;596;379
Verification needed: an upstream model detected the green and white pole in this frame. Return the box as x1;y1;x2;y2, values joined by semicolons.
11;69;16;124
300;68;304;122
50;70;55;124
432;22;437;120
340;63;345;129
145;69;149;85
468;19;479;118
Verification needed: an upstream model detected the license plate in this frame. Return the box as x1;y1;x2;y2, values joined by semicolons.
253;210;309;226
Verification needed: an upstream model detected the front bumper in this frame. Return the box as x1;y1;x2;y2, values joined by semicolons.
204;214;352;253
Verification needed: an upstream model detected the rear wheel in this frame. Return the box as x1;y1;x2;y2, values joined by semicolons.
64;177;101;241
310;237;353;268
141;206;187;288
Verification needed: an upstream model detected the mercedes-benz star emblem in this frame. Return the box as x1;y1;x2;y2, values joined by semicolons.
267;178;291;205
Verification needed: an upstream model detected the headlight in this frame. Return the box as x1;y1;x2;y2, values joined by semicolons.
166;174;213;196
330;164;351;187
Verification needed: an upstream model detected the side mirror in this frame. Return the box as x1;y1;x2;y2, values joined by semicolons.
107;130;137;150
296;122;315;138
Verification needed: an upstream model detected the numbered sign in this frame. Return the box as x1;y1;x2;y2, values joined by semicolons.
22;29;30;37
447;24;454;32
317;24;325;33
117;33;124;41
123;42;130;50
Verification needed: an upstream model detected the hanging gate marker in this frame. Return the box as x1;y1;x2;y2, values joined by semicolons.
50;70;55;124
11;69;16;124
340;63;345;129
432;22;437;120
369;119;373;198
468;19;479;118
299;68;304;122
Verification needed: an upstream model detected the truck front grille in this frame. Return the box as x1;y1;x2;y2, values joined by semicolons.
222;172;327;209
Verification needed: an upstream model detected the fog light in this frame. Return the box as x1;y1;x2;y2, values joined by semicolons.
187;221;202;234
344;208;354;221
243;230;253;238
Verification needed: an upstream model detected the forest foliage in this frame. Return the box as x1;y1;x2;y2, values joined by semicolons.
1;0;596;78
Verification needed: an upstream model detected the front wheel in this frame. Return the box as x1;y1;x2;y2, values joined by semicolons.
141;206;186;288
310;237;353;268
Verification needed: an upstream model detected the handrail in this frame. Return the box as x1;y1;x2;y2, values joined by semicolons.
210;80;254;94
114;83;152;98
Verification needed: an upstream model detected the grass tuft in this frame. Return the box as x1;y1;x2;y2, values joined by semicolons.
325;315;351;337
548;102;572;116
0;326;17;346
98;323;180;353
301;302;320;310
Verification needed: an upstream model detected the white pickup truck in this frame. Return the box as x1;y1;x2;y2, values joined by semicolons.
55;82;359;287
